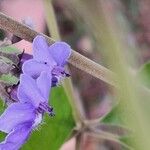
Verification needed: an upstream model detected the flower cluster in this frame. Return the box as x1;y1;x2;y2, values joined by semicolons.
0;36;71;150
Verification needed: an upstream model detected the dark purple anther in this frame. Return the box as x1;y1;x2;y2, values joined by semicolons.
37;102;54;116
52;66;70;77
52;66;65;76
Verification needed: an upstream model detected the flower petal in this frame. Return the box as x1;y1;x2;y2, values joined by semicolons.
0;122;32;150
48;42;71;66
19;52;33;65
36;72;52;100
17;74;46;107
33;35;55;65
0;103;35;133
22;59;51;78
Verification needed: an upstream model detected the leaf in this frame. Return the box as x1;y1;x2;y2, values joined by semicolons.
0;74;19;85
0;100;6;142
137;61;150;88
102;103;124;125
0;46;21;77
0;45;20;54
0;74;19;103
22;87;75;150
101;103;133;149
0;46;20;102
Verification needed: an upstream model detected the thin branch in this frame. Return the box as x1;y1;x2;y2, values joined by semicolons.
86;131;133;150
0;12;116;86
75;133;84;150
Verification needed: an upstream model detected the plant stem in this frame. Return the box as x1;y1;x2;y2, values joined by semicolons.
75;133;83;150
0;12;116;86
43;0;60;40
43;0;83;124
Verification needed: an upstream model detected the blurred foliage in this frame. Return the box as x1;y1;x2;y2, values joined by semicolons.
102;104;124;126
138;62;150;88
0;73;18;85
122;0;139;17
0;46;20;54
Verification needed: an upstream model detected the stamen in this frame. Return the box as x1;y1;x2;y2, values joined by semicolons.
52;66;65;76
65;72;70;77
37;102;54;116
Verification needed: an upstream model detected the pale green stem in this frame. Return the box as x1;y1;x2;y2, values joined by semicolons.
43;0;83;124
75;133;83;150
43;0;60;40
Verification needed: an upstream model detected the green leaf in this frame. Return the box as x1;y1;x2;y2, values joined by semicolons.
22;87;75;150
102;103;124;125
137;61;150;88
0;100;6;142
102;103;133;149
0;46;20;54
0;73;19;85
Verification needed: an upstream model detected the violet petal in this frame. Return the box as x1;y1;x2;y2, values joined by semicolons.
48;42;71;66
36;72;52;101
33;35;55;66
17;74;46;107
22;59;51;78
0;103;35;133
0;122;32;150
19;53;33;64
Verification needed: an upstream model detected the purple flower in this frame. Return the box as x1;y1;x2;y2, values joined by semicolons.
0;72;53;149
22;35;71;86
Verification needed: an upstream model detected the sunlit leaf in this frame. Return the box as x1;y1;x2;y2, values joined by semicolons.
0;45;20;54
138;62;150;88
101;103;133;149
102;103;124;125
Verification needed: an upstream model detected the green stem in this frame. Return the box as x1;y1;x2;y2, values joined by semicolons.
43;0;83;124
43;0;60;40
